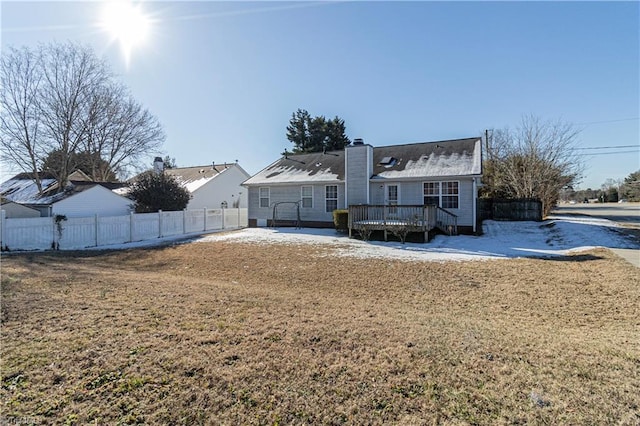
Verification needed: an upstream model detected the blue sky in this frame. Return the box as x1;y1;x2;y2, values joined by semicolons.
2;1;638;190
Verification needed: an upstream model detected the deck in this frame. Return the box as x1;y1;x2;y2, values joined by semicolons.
348;205;457;242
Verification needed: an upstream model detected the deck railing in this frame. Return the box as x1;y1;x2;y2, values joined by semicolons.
347;204;457;242
436;206;458;235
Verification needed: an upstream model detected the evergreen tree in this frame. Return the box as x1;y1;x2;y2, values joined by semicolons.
286;109;350;153
128;171;190;213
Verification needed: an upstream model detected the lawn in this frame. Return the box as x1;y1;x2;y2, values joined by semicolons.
1;238;639;425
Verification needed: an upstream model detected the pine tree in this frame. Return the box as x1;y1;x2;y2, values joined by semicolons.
286;109;350;153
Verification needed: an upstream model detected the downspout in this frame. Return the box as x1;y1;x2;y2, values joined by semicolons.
344;148;349;208
472;178;477;234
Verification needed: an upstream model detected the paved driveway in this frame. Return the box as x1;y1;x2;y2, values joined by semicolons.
553;203;639;267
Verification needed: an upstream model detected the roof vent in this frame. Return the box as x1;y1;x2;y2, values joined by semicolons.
353;138;364;145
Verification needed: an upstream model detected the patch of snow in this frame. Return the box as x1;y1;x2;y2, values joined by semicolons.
196;216;638;262
244;165;341;184
377;151;480;179
182;175;215;192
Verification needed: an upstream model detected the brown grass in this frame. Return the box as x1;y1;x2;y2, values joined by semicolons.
1;237;639;425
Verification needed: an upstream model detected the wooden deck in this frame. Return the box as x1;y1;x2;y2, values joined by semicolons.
348;205;457;242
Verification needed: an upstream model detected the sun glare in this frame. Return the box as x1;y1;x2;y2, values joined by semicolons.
100;1;151;67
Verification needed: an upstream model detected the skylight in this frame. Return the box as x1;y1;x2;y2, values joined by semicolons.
379;156;397;167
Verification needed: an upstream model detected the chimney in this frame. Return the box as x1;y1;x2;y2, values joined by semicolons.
353;138;364;145
153;157;164;174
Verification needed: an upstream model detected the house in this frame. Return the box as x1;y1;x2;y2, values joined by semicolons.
149;158;251;210
0;172;132;217
0;198;40;218
243;137;483;234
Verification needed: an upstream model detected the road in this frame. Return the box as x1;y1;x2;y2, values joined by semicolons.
552;203;640;226
552;203;639;268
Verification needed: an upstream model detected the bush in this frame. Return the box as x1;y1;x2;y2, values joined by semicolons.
128;171;191;213
333;209;348;232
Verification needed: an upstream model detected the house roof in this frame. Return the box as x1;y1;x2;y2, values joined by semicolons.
243;137;482;185
0;172;128;206
371;137;482;179
163;164;240;193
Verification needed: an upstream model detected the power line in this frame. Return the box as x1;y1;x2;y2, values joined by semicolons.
577;149;640;156
575;117;640;126
574;145;639;150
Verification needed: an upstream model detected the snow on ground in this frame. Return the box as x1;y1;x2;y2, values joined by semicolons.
196;216;639;262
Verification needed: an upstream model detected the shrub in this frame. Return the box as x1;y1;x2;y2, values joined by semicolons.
128;171;191;213
333;209;348;232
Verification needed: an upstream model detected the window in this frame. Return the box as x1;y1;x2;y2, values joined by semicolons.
423;182;439;206
325;185;338;212
423;181;459;209
301;186;313;208
259;187;270;208
441;181;459;209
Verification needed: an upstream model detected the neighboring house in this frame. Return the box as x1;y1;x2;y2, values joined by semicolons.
243;137;483;234
141;158;251;210
0;198;40;218
0;172;132;218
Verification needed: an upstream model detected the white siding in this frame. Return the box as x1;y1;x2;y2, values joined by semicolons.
52;186;132;218
367;178;476;227
247;184;345;222
345;144;372;206
188;165;250;210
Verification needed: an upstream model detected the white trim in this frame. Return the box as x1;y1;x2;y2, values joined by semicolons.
325;184;338;213
366;145;371;204
344;148;349;208
385;183;400;205
301;185;313;209
259;187;270;208
422;180;460;209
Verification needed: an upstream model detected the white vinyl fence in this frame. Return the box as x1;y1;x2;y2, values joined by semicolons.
0;208;247;251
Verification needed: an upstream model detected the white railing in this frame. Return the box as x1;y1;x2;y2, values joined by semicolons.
0;208;248;251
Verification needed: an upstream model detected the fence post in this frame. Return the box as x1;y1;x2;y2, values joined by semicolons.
130;212;134;242
95;214;99;247
221;208;225;230
158;210;163;238
51;216;56;250
182;209;186;235
203;208;207;231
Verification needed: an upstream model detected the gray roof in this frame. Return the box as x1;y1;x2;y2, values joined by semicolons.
0;172;128;206
244;137;482;185
127;163;250;194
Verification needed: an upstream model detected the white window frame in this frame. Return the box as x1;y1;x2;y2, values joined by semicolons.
301;185;313;209
325;185;338;213
423;182;440;206
259;187;270;208
423;181;459;209
441;181;459;209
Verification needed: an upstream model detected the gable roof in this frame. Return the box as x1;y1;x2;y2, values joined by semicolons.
162;163;248;193
243;137;482;185
0;172;128;206
244;151;345;186
371;137;482;179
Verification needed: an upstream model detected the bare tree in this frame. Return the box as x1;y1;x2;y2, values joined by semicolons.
0;46;46;192
81;82;164;181
38;42;113;189
0;42;165;193
483;115;583;216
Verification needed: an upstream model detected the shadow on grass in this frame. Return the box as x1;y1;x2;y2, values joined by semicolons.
538;253;607;262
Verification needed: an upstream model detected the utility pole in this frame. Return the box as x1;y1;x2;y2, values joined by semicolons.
485;129;491;160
